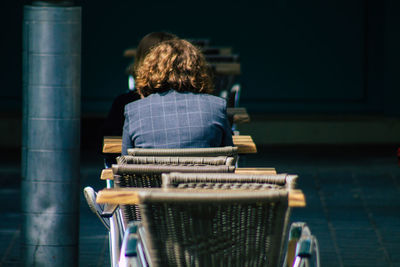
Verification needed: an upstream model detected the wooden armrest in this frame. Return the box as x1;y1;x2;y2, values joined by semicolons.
233;114;250;124
212;63;241;75
102;135;257;154
101;168;114;180
215;47;232;55
96;188;306;207
227;107;250;124
234;168;276;175
288;190;306;207
226;107;247;115
123;48;136;58
98;189;140;205
232;135;257;153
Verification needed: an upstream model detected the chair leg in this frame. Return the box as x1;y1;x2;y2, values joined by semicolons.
119;222;145;267
284;222;303;267
283;222;320;267
106;178;124;267
293;235;320;267
109;214;122;267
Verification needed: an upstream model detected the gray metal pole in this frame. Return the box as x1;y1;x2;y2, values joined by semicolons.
22;1;81;265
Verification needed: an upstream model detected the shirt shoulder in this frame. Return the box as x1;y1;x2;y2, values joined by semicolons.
175;91;226;106
124;91;227;115
193;94;227;114
124;94;153;115
200;93;227;107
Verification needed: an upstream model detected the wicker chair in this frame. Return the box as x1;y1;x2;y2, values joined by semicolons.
156;173;319;267
161;172;297;266
98;187;292;267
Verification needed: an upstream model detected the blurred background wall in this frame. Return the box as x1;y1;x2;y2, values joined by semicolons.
1;0;399;149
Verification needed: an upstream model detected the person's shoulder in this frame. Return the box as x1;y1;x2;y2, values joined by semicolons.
199;93;227;107
124;96;143;114
124;93;157;114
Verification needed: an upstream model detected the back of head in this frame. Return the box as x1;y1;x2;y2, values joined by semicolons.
135;39;213;97
132;32;178;77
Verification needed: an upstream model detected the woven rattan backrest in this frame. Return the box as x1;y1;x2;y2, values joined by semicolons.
161;172;297;266
112;164;236;222
116;155;236;166
137;188;289;267
127;146;238;159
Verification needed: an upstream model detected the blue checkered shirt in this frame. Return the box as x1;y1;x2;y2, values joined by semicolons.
121;90;233;155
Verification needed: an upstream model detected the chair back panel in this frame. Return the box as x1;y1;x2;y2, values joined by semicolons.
161;172;297;265
138;189;289;267
127;146;238;158
116;155;235;166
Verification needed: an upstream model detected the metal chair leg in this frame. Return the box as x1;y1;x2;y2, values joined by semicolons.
109;214;121;267
284;222;320;267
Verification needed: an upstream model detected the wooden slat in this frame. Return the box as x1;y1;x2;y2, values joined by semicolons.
227;108;250;124
104;136;122;142
233;114;250;124
232;135;253;140
288;189;306;207
123;48;136;58
234;168;276;175
234;135;257;153
227;107;247;115
235;135;257;153
97;189;140;204
213;63;241;75
218;47;233;55
102;143;122;154
100;167;277;180
101;168;113;180
97;188;306;207
106;135;253;142
102;135;257;154
233;113;250;123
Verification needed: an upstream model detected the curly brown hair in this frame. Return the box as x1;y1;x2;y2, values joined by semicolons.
135;39;214;97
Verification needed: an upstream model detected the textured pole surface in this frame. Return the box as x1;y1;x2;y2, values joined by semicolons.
22;4;81;266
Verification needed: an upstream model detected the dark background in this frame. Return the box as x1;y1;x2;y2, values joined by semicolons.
1;0;400;149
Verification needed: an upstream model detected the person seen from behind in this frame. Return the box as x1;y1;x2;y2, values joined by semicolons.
121;39;233;155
